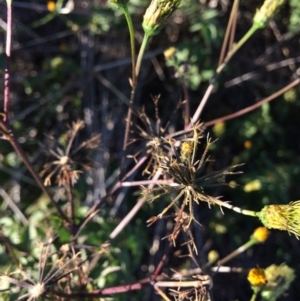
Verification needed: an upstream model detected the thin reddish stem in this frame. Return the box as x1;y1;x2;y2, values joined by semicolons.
4;1;12;123
205;78;300;127
151;242;173;282
53;282;144;298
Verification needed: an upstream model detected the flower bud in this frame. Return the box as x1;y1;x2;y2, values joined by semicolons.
142;0;182;36
257;201;300;239
253;0;285;28
251;227;270;243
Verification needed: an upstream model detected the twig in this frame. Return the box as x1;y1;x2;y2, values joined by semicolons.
205;78;300;127
0;121;70;223
4;0;12;123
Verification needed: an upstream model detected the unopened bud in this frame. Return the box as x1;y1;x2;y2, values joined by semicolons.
142;0;182;36
253;0;285;28
257;201;300;239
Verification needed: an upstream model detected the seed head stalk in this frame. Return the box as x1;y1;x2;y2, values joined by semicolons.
123;31;151;168
213;198;257;217
121;6;136;86
115;2;138;175
216;24;259;74
135;32;151;79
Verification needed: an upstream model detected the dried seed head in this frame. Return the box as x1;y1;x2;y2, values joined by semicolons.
29;282;45;299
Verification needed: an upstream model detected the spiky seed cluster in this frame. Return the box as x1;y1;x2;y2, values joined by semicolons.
261;264;295;300
247;267;267;287
133;97;202;176
132;97;173;175
147;128;242;227
143;0;182;36
256;201;300;239
253;0;285;28
40;120;100;186
0;240;80;301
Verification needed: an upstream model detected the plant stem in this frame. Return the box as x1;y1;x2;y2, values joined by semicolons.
250;292;258;301
204;78;300;127
214;240;256;267
191;23;260;122
4;0;12;123
213;198;258;217
218;0;239;66
0;122;69;222
217;23;259;74
121;5;136;86
121;32;151;175
135;32;151;78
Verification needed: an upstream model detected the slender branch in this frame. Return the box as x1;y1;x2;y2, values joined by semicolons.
190;82;214;126
4;0;12;123
205;78;300;127
109;168;162;239
191;23;260;124
151;242;173;282
0;121;69;223
250;292;258;301
217;24;259;74
122;5;136;86
181;77;190;129
121;32;151;175
209;240;255;268
121;179;175;187
218;0;239;66
135;32;151;78
53;282;144;297
228;0;239;57
213;198;257;217
66;172;75;224
80;155;148;238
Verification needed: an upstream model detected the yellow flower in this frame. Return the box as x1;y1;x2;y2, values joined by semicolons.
244;179;261;192
248;267;267;287
251;227;270;243
164;47;176;59
257;201;300;239
244;140;252;149
213;122;225;137
180;141;193;162
47;1;56;12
